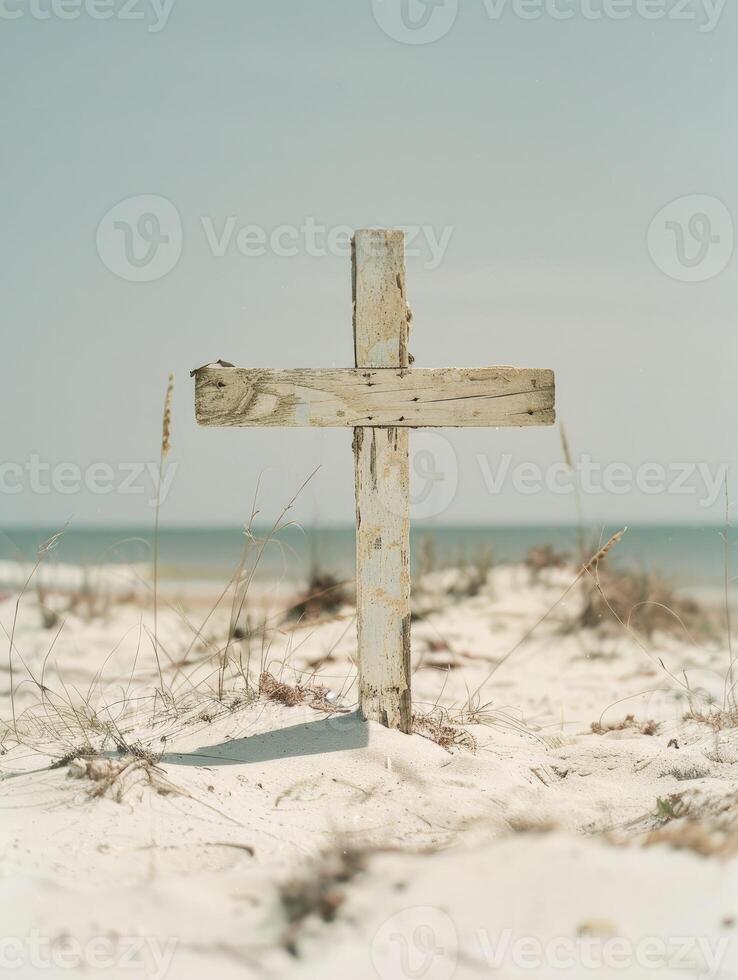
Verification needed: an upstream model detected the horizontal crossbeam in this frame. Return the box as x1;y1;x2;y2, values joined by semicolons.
194;365;555;429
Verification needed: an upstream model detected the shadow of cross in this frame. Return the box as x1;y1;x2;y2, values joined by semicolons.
192;229;556;734
161;713;369;768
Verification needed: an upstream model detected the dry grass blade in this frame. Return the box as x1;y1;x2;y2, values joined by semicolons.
7;524;69;736
153;374;175;695
576;565;708;641
582;528;627;575
218;467;321;700
161;373;174;457
466;529;628;705
559;421;585;561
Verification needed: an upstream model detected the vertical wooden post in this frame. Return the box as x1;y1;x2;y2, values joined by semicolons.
353;229;412;733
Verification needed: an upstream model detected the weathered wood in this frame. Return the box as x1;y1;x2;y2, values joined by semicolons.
191;225;558;736
353;230;412;733
194;366;555;429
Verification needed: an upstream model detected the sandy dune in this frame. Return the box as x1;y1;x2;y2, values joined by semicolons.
2;564;737;978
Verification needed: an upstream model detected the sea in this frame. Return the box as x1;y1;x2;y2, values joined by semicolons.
1;524;735;596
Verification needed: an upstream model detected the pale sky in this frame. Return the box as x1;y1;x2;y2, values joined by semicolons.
1;0;736;529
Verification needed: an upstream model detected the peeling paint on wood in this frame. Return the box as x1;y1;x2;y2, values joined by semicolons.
353;230;412;733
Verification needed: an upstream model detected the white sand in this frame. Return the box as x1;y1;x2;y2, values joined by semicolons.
1;564;737;979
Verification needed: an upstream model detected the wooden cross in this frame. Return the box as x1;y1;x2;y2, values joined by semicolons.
193;229;556;733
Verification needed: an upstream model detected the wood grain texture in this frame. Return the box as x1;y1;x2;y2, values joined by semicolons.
194;366;555;429
353;230;412;733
